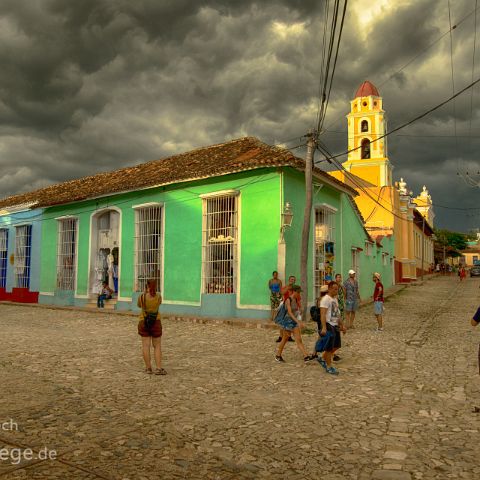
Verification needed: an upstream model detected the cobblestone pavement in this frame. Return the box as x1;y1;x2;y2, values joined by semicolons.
0;276;479;480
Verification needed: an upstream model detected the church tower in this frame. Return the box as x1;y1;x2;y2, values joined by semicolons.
342;81;393;187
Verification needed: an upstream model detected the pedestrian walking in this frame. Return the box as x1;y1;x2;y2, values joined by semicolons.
471;306;480;412
344;270;360;329
97;281;113;308
459;266;467;281
268;271;282;321
274;285;315;363
372;272;384;332
137;279;166;375
311;285;328;356
276;275;296;342
317;281;346;375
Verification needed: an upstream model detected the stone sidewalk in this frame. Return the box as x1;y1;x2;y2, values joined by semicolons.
0;275;479;479
0;279;412;332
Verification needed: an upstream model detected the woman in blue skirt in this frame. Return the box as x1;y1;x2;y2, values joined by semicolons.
274;285;315;363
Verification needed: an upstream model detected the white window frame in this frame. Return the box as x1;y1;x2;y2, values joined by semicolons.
314;207;336;299
0;228;8;288
134;204;164;293
56;218;78;291
14;225;32;289
365;241;373;256
202;194;239;294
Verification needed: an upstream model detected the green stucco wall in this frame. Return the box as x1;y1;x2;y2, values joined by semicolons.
282;168;394;303
39;170;281;316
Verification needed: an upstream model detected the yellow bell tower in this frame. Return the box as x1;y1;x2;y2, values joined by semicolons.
342;81;393;187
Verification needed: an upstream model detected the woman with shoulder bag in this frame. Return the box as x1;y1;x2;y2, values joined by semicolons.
274;285;316;363
137;279;166;375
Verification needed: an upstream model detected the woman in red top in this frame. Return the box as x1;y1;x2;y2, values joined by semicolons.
373;273;384;332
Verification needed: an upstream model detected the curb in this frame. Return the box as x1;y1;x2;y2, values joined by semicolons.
0;275;435;331
0;300;278;331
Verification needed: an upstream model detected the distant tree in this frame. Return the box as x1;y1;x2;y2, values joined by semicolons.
434;229;468;251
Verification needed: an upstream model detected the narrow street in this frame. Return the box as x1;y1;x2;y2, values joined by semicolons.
0;275;479;479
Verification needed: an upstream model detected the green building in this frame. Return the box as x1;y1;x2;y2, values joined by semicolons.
0;137;394;318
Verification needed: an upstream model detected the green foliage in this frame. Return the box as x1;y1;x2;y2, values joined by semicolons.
434;229;468;251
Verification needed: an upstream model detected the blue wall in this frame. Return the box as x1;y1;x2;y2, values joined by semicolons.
0;209;43;293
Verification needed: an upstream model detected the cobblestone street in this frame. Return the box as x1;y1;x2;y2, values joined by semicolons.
0;275;479;479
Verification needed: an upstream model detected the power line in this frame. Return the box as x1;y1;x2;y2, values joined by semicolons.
322;3;480;133
0;173;281;228
469;0;478;142
463;0;480;188
323;130;480;138
448;0;460;179
315;0;330;132
315;75;480;163
318;142;480;222
317;0;348;134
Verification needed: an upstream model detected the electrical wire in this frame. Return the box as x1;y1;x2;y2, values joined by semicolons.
315;0;330;132
318;0;348;134
448;0;460;180
322;3;480;133
314;75;480;163
317;142;480;213
313;0;348;139
462;0;480;188
469;0;478;142
320;130;480;138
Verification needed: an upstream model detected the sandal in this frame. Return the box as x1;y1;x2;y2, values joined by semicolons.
145;368;153;374
154;368;167;375
303;355;316;362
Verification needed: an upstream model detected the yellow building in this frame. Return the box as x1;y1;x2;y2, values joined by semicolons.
330;81;435;282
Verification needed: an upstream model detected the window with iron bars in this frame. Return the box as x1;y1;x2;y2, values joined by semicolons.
0;229;8;288
56;218;78;290
14;225;32;288
134;206;163;293
314;208;336;299
202;195;238;294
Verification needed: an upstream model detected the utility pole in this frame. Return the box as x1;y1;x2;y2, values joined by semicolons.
300;130;316;317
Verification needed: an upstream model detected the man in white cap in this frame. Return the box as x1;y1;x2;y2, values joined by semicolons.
344;270;360;329
372;272;384;331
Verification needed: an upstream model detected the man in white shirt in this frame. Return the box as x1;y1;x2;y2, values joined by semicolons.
318;281;346;375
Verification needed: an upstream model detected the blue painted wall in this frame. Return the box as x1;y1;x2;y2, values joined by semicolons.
0;208;43;294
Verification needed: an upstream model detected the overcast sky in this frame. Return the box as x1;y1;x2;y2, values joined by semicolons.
0;0;479;231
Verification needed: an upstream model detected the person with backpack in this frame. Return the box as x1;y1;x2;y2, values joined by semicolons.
318;281;347;375
137;279;166;375
274;285;315;363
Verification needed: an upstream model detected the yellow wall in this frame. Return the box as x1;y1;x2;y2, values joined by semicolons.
463;252;480;266
350;166;383;187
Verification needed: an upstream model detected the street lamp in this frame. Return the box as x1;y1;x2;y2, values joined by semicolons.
280;202;293;242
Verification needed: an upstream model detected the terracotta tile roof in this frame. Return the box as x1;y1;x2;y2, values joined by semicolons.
0;136;357;209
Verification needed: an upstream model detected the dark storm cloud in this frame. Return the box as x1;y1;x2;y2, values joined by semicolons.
0;0;479;230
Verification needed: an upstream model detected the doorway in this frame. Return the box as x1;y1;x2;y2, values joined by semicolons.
89;210;120;295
